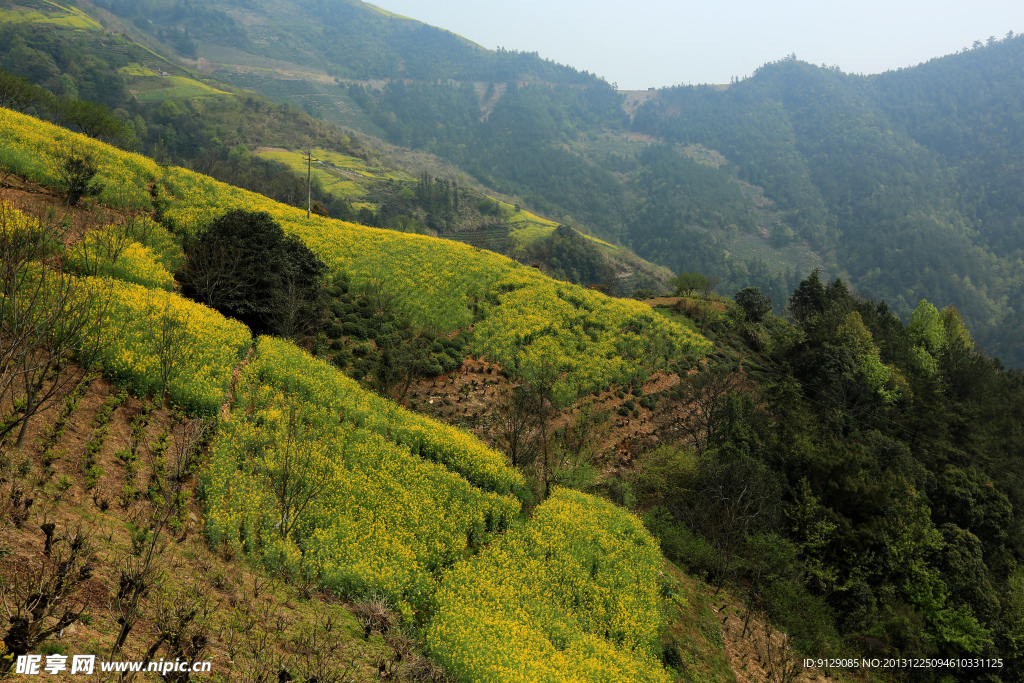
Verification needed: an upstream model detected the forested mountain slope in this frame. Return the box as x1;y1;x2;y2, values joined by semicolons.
5;27;1024;675
633;41;1024;366
86;0;1022;365
0;0;671;293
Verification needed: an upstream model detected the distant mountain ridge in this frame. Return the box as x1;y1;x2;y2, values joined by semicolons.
632;43;1024;364
91;0;603;83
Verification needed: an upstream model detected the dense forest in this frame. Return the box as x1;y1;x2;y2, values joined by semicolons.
346;36;1024;366
92;0;608;83
347;80;630;239
639;275;1024;678
632;40;1024;366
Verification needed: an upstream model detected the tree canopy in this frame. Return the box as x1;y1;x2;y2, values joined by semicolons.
178;210;326;337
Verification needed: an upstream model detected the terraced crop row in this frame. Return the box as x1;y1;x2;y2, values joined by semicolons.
205;338;521;617
427;488;671;683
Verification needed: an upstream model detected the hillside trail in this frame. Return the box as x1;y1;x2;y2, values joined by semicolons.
221;344;255;420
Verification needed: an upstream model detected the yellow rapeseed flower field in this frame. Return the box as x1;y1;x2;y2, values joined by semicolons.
248;337;523;494
205;337;522;614
66;225;174;291
0;108;156;210
157;166;711;398
2;113;685;679
427;488;671;683
0;105;711;401
85;280;251;415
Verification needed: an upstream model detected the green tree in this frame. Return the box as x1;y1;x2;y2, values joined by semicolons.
835;311;897;404
54;149;103;207
908;299;946;353
178;210;326;337
788;268;826;324
51;98;134;146
734;286;772;322
883;478;990;654
669;271;708;297
999;569;1024;665
0;69;50;112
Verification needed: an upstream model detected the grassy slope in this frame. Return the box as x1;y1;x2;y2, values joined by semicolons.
253;145;412;204
2;0;98;29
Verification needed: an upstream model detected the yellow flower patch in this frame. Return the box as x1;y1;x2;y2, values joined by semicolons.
428;488;671;683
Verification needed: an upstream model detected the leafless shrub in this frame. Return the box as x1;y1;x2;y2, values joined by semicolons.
0;525;94;675
0;201;109;450
107;552;164;659
282;613;360;683
403;654;449;683
168;418;210;483
2;481;34;527
66;212;134;277
350;593;396;639
229;600;280;683
248;571;278;601
132;581;213;683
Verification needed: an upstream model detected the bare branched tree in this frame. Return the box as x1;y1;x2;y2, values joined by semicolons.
669;457;780;594
361;273;398;320
700;275;722;299
0;202;109;448
490;384;542;469
375;331;432;401
258;405;331;541
266;270;327;342
146;294;196;405
672;369;738;455
0;525;94;675
67;213;153;277
547;403;605;492
178;239;255;311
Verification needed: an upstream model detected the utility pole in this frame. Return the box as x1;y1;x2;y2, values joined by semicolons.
302;150;319;219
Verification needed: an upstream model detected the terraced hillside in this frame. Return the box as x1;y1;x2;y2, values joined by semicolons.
0;105;719;681
0;107;710;402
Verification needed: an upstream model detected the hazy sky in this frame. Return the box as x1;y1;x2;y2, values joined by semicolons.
372;0;1023;89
